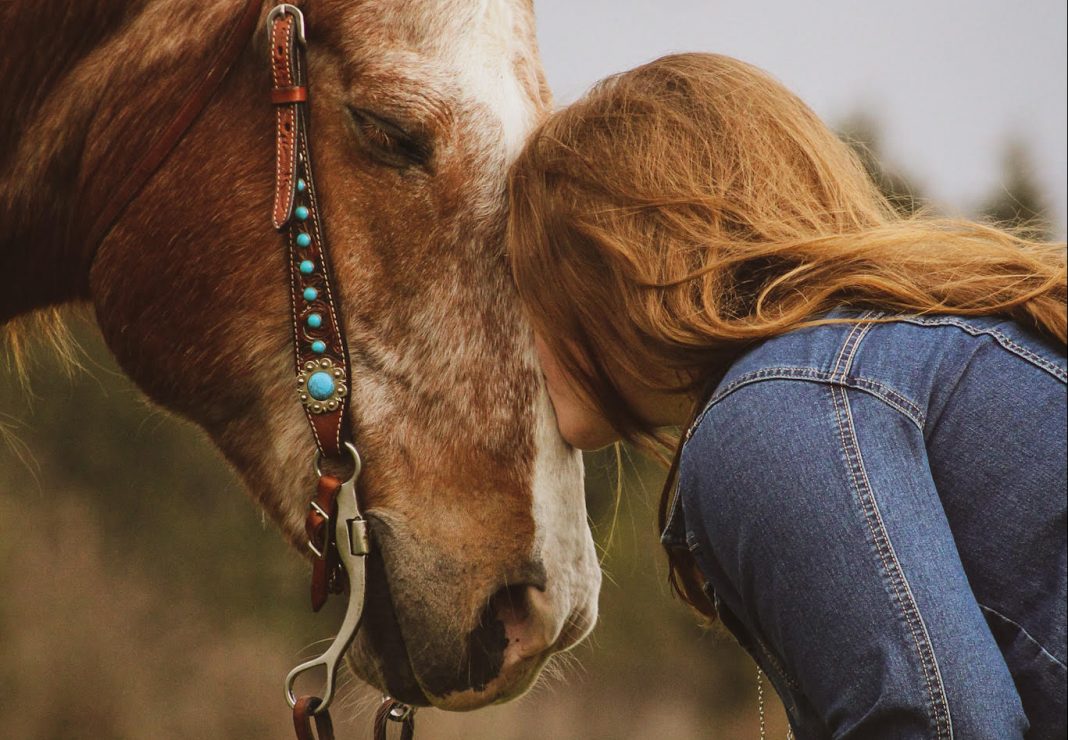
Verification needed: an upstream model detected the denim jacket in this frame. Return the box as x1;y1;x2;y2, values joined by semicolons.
662;312;1067;739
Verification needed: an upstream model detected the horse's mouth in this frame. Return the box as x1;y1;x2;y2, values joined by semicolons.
349;512;563;709
347;523;430;706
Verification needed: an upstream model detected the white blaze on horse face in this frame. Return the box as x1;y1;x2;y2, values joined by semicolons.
453;0;601;651
450;0;540;161
436;0;599;646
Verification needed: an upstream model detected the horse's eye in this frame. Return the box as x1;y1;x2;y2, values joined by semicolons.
346;107;431;169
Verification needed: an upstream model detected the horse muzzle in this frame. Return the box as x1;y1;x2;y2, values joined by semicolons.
345;509;594;710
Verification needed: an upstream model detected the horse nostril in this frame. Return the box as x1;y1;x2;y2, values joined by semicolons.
457;584;559;694
485;583;557;660
488;584;533;632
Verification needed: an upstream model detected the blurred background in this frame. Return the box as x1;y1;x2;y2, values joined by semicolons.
1;1;1064;738
538;0;1066;239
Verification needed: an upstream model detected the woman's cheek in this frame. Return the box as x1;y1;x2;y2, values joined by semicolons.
535;333;619;449
555;403;619;450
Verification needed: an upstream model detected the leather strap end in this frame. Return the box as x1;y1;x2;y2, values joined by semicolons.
311;559;328;612
293;696;336;740
308;475;343;612
373;701;415;740
272;105;299;230
271;13;301;229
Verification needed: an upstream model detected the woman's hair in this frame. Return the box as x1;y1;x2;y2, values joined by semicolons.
507;53;1067;618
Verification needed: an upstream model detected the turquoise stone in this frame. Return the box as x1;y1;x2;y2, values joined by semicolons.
297;178;307;193
299;259;315;275
295;205;309;221
306;312;323;329
307;370;334;400
296;233;312;248
303;287;318;301
311;340;327;355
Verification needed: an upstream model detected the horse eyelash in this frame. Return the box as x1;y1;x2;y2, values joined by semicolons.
346;106;432;168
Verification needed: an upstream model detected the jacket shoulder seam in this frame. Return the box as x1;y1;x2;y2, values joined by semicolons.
688;367;925;439
897;316;1066;383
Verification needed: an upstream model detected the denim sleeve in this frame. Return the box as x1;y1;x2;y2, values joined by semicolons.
679;379;1028;739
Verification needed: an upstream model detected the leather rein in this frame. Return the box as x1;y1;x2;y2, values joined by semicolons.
89;3;415;738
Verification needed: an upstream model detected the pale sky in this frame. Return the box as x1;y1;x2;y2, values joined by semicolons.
536;0;1067;238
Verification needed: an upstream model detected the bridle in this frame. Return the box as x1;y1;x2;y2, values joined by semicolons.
89;3;416;738
268;4;416;737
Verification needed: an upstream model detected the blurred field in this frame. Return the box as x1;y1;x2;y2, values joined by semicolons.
0;312;788;739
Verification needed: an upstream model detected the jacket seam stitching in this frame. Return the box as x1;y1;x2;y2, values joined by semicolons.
848;377;926;426
833;310;882;380
898;316;1066;382
697;367;926;430
831;385;953;740
978;604;1068;671
831;321;865;377
754;635;802;692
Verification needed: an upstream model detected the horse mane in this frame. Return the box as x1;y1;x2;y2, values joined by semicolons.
0;1;136;153
0;1;124;380
1;308;81;388
0;0;254;324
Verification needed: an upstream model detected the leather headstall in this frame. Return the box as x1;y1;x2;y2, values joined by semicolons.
85;1;414;736
268;6;416;740
269;5;351;462
269;2;353;615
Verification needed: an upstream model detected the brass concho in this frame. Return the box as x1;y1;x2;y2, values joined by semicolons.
296;357;349;414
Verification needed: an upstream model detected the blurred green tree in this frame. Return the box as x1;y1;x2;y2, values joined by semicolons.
838;113;926;216
979;139;1055;239
839;116;1059;238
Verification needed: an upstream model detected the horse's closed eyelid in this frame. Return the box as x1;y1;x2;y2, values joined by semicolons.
346;106;433;168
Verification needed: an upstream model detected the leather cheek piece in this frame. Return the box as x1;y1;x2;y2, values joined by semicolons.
271;13;299;229
273;10;351;461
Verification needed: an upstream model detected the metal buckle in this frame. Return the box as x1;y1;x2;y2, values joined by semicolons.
266;4;307;47
308;444;362;556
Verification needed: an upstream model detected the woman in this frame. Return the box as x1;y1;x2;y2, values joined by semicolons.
507;53;1066;738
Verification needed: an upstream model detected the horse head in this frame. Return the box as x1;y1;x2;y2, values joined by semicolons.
2;0;600;711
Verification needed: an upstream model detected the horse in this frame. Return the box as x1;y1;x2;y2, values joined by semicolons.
0;0;601;717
